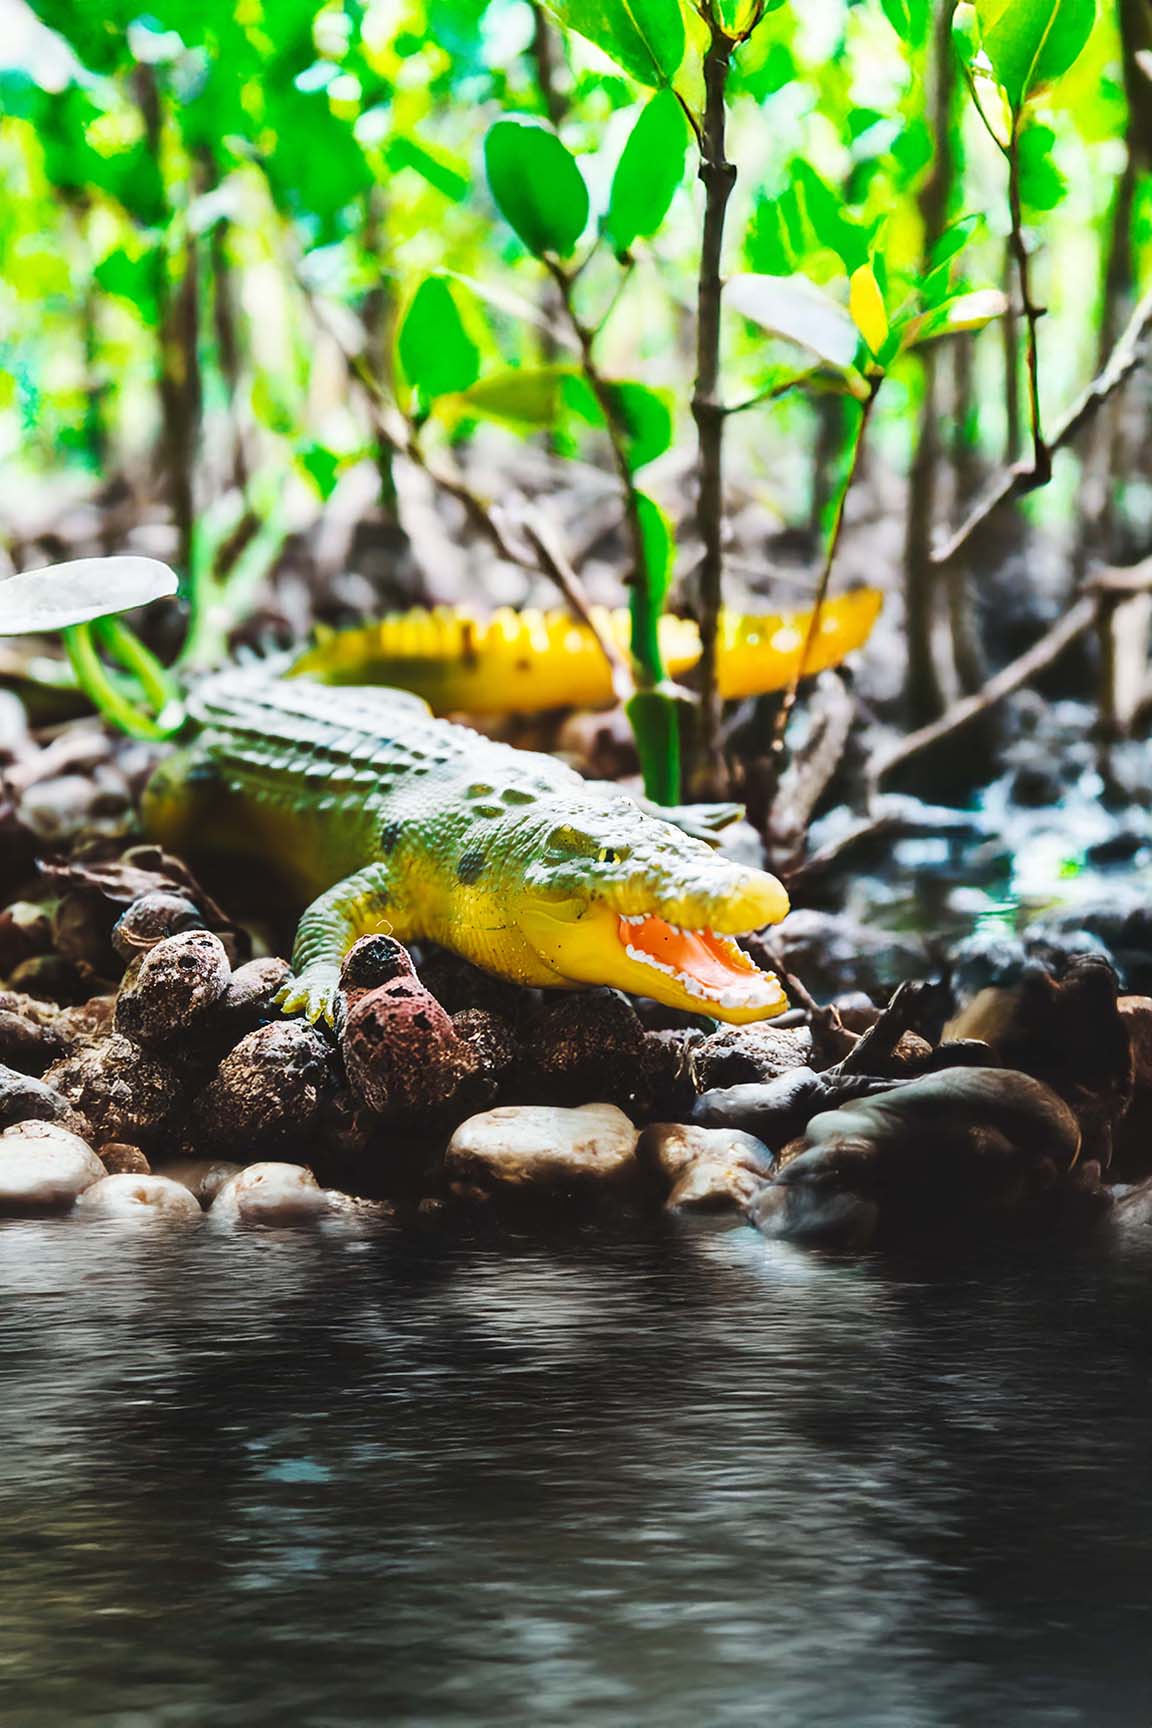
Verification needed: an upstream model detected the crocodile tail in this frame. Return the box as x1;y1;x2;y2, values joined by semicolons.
286;591;882;713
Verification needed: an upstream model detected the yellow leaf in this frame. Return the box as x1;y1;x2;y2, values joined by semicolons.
849;264;889;357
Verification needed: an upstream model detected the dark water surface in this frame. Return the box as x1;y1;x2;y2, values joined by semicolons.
2;1215;1151;1728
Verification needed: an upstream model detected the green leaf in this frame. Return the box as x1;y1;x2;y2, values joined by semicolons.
902;288;1010;347
454;366;579;429
484;118;589;258
398;276;481;404
880;0;929;43
0;558;178;637
542;0;686;87
604;89;689;255
607;382;674;469
1018;122;1066;210
974;0;1096;111
726;273;862;370
385;135;470;203
928;214;983;272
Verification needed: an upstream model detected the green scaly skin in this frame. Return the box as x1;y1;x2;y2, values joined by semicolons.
142;664;791;1025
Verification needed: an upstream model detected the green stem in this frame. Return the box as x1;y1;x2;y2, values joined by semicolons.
63;623;177;741
772;379;880;755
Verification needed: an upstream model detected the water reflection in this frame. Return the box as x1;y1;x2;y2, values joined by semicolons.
1;1216;1151;1726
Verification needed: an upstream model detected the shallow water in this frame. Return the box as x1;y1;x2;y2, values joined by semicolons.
2;1215;1151;1728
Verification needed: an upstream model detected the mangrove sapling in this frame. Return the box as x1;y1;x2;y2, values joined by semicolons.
0;558;184;740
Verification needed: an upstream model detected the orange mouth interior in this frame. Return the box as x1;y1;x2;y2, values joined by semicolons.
617;913;785;1009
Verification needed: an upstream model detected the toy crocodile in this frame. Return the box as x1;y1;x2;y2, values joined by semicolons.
144;592;880;1026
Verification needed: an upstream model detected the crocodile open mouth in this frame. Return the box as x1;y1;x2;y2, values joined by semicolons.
618;913;786;1012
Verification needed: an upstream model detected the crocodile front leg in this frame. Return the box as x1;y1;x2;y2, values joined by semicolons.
278;863;397;1025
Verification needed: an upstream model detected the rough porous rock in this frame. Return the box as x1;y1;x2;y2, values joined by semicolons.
451;1007;517;1105
639;1122;774;1212
111;892;206;962
339;936;477;1114
690;1022;813;1091
416;945;530;1019
44;1035;183;1147
639;1027;703;1119
154;1157;242;1206
210;1162;333;1225
196;1021;335;1149
446;1103;639;1190
521;989;648;1108
0;1060;90;1136
0;1121;105;1212
99;1142;151;1175
116;930;232;1045
213;957;292;1039
77;1173;203;1221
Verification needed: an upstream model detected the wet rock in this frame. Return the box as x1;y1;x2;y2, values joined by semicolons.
0;1061;89;1136
115;930;232;1046
100;1142;151;1175
111;892;206;962
210;1162;333;1225
0;999;66;1074
639;1122;774;1212
750;1177;881;1248
77;1173;202;1222
153;1157;242;1206
196;1021;334;1151
1119;995;1152;1088
0;900;55;975
757;909;929;1003
1111;1178;1152;1230
521;989;648;1109
54;993;116;1047
751;1067;1084;1247
446;1103;639;1190
693;1068;896;1152
339;937;477;1115
691;1022;813;1091
0;1120;105;1211
946;954;1131;1144
43;1034;183;1147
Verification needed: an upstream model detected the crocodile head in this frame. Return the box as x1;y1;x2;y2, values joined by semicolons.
502;793;790;1024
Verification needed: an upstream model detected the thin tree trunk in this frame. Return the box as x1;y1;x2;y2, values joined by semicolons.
362;185;400;520
902;0;955;723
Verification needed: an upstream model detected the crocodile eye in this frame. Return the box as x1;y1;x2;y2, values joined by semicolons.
597;845;630;865
546;824;597;859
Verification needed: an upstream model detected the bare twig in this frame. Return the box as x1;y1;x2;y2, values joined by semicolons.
932;284;1152;567
870;595;1096;790
302;287;624;683
871;553;1152;790
691;18;737;794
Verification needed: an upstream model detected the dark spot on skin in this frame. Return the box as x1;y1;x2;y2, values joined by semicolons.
502;788;536;805
468;783;494;799
456;850;486;886
380;820;404;853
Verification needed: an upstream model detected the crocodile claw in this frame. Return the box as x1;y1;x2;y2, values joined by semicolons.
276;964;341;1027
